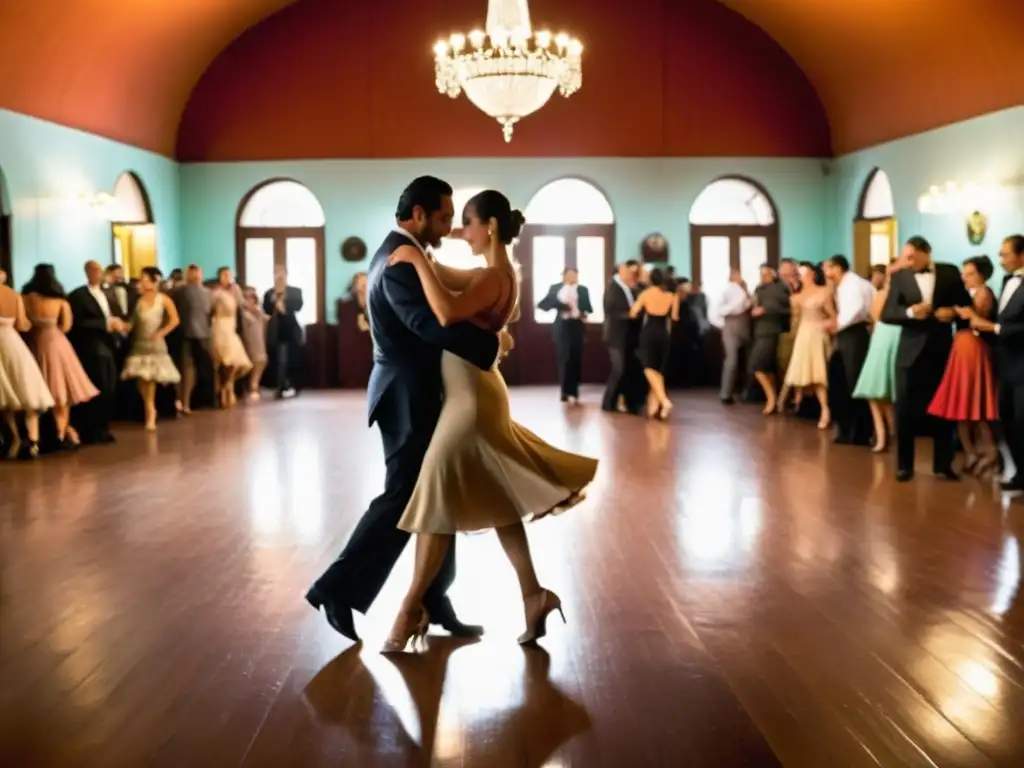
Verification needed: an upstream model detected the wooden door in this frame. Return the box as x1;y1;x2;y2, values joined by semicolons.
509;223;614;386
236;226;326;324
0;214;11;283
853;218;897;275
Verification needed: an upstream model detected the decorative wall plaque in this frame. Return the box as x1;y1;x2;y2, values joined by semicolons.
641;232;668;263
341;236;367;262
966;211;987;246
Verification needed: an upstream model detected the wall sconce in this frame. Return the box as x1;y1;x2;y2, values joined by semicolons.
78;191;120;219
917;180;1013;215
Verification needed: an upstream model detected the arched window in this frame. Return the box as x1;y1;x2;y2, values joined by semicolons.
853;168;898;273
236;179;327;328
511;177;616;387
109;171;157;279
688;177;779;324
431;187;488;271
0;166;11;285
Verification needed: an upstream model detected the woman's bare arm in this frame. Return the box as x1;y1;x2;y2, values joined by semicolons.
671;293;680;322
15;294;31;332
60;299;73;333
429;257;483;292
628;288;647;319
392;246;501;327
156;293;181;338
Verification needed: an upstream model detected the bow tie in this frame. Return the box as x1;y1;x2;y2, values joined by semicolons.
916;266;933;275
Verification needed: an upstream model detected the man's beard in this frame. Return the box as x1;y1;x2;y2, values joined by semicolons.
415;223;443;250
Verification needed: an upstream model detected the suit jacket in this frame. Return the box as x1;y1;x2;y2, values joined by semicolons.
537;282;593;337
881;264;970;369
173;283;212;340
263;285;304;344
995;274;1024;385
105;280;138;321
752;280;790;338
365;230;500;434
67;286;117;354
602;279;636;350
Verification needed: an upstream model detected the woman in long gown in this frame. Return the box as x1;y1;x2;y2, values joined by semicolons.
121;267;181;431
929;255;1000;475
22;264;99;448
777;262;835;429
211;268;253;408
241;286;269;400
382;190;599;653
628;268;680;419
853;257;906;453
0;281;54;458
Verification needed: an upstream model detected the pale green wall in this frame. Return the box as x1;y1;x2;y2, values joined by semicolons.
179;157;832;321
830;107;1024;272
0;109;180;287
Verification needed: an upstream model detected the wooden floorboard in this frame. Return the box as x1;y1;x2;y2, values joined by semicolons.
2;387;1022;766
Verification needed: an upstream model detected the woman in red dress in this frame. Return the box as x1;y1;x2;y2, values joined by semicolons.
928;255;999;475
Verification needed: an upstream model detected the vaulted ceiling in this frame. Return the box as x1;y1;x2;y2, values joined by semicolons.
0;0;1020;158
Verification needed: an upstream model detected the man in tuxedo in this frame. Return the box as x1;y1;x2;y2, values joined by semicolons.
968;234;1024;491
825;254;876;445
104;263;138;320
263;265;304;398
882;236;970;481
537;267;593;404
306;176;506;643
67;261;126;444
601;260;642;413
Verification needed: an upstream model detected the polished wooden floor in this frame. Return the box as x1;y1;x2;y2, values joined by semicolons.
2;387;1024;767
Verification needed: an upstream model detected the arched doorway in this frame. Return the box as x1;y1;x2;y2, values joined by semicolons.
235;179;326;327
110;171;157;278
511;177;616;386
852;168;898;276
0;167;11;284
689;176;779;321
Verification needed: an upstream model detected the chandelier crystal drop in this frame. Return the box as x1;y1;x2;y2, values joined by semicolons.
433;0;583;142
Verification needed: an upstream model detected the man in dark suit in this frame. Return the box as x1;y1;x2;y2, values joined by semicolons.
263;266;305;397
306;176;504;643
882;236;970;482
67;260;126;444
537;267;593;403
601;260;642;413
968;234;1024;491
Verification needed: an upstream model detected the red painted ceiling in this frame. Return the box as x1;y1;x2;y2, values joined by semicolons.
177;0;829;160
0;0;1019;159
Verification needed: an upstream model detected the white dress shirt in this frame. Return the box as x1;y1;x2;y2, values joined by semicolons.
718;282;751;318
905;267;937;318
557;283;581;319
613;275;634;305
835;271;876;331
88;284;112;321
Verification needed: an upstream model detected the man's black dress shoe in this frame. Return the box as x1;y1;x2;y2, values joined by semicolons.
305;588;359;643
935;467;960;481
896;469;914;482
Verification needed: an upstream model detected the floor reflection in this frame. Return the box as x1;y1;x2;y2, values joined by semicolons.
304;640;590;766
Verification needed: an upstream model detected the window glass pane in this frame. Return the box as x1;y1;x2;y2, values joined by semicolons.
285;237;318;328
244;238;276;301
576;236;607;324
531;236;566;324
524;179;614;225
862;170;895;219
689;179;775;226
699;236;731;323
431;236;487;271
739;236;767;294
239;181;326;228
870;233;891;266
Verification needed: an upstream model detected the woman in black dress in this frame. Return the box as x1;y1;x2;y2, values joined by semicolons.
629;268;680;419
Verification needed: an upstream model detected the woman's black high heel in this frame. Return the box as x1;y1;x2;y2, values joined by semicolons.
518;589;565;645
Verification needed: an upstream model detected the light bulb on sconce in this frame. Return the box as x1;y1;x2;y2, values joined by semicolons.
916;180;1013;215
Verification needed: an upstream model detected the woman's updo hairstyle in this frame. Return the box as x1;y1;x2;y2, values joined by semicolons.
465;189;525;245
964;254;994;281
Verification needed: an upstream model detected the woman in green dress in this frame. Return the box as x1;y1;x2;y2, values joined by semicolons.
853;257;907;452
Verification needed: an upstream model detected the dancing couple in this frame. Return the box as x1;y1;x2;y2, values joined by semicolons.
306;177;598;652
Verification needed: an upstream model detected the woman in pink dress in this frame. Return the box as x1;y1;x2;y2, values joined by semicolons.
22;264;99;448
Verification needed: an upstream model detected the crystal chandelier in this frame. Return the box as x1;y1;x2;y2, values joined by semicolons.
433;0;583;142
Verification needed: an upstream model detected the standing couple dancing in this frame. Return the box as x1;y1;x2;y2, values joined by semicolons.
306;177;598;653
